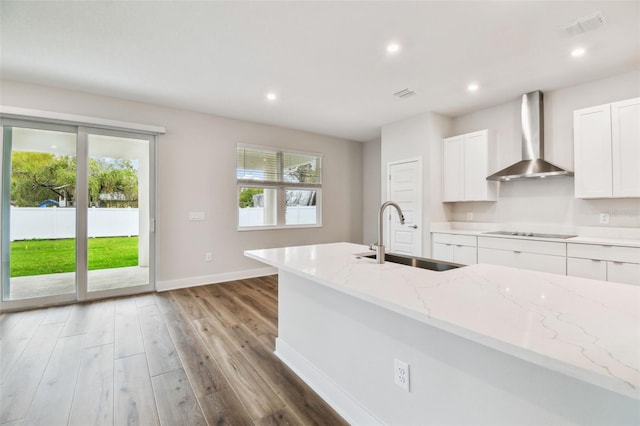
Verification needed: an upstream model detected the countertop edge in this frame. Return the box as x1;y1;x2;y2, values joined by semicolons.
433;230;640;247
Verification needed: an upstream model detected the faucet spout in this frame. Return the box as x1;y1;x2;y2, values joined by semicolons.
375;201;405;264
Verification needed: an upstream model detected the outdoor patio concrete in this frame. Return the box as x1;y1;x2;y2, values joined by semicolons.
8;266;149;300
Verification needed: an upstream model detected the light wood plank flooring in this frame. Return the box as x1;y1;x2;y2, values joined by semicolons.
0;276;347;426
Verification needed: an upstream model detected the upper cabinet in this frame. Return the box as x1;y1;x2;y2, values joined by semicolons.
574;97;640;199
442;129;496;202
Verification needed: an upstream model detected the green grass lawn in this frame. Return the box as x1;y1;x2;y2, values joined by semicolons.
10;237;139;277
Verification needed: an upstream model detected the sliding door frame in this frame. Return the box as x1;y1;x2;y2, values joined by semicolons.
80;126;157;302
0;119;158;311
0;119;80;311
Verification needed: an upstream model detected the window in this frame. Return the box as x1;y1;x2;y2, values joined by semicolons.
236;145;322;229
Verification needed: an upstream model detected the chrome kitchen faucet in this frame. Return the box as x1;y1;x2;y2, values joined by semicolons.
373;201;405;264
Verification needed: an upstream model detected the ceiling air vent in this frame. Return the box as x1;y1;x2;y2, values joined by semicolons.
393;88;416;99
562;11;606;36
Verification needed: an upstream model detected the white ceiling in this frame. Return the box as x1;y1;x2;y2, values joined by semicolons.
1;1;638;142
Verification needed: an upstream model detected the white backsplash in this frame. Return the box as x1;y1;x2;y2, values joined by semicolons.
448;177;640;230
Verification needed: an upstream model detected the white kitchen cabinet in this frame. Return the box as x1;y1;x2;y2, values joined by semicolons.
432;233;477;265
432;240;455;263
607;261;640;286
574;97;640;199
479;248;567;275
442;130;496;202
477;236;567;275
442;136;464;202
567;257;607;281
612;98;640;197
567;243;640;286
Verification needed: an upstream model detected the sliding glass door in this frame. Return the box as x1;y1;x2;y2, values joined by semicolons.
1;123;78;305
86;130;153;295
1;121;156;310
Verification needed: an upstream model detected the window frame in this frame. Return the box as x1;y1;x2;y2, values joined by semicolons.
236;144;323;230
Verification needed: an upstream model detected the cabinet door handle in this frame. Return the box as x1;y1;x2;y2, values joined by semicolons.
513;251;521;254
456;245;463;247
590;259;602;262
612;261;624;265
409;225;418;229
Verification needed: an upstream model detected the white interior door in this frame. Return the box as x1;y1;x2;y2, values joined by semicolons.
387;159;422;256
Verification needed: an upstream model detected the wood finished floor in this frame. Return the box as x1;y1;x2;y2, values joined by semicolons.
0;276;348;426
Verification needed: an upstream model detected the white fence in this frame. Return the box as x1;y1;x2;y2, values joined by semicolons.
10;207;139;241
239;206;317;227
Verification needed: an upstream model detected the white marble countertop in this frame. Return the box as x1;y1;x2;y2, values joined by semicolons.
431;223;640;247
567;236;640;248
431;229;487;236
433;229;640;247
245;242;640;400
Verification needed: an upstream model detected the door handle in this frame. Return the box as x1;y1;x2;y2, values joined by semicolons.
409;225;418;229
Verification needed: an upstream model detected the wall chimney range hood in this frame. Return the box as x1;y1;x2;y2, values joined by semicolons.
486;91;573;181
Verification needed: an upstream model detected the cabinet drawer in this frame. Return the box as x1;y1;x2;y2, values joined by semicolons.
454;245;477;265
478;248;566;275
478;236;566;256
567;257;607;281
607;261;640;286
432;233;477;246
567;243;640;264
432;242;454;263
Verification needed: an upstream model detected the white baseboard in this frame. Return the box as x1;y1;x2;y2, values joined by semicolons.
156;266;276;291
274;338;383;426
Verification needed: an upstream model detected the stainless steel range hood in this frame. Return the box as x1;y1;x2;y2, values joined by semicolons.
486;91;573;181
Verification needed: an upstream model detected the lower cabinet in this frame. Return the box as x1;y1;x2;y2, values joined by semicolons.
432;233;477;265
433;233;639;285
567;243;640;286
477;237;567;275
567;257;607;281
608;262;640;286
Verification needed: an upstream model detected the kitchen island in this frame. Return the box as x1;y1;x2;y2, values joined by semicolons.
245;242;639;425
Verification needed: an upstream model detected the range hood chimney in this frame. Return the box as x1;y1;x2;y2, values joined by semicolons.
486;91;573;181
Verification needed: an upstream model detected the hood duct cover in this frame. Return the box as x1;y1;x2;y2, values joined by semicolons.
486;91;573;181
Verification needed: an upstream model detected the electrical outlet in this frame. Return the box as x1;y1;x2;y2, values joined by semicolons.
394;358;410;391
205;252;213;262
467;212;473;221
599;213;610;225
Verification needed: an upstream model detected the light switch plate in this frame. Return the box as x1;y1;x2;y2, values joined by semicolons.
189;211;205;221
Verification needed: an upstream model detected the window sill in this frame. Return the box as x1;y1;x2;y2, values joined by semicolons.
237;224;323;232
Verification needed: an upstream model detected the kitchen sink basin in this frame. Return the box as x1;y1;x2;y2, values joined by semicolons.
359;253;462;272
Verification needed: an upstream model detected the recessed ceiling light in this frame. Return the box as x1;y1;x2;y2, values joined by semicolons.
571;47;586;57
386;43;400;54
467;83;479;92
266;92;277;101
50;145;57;149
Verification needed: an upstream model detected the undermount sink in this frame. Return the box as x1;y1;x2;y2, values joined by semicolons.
359;253;462;272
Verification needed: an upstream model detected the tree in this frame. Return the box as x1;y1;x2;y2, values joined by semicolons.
11;152;77;207
11;152;139;207
238;187;263;208
89;158;138;207
287;163;316;183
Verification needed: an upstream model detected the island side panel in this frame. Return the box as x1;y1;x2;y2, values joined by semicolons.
275;270;640;425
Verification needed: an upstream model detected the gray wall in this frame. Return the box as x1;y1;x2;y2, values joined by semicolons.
448;70;640;229
0;79;363;290
362;138;381;245
380;111;452;257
